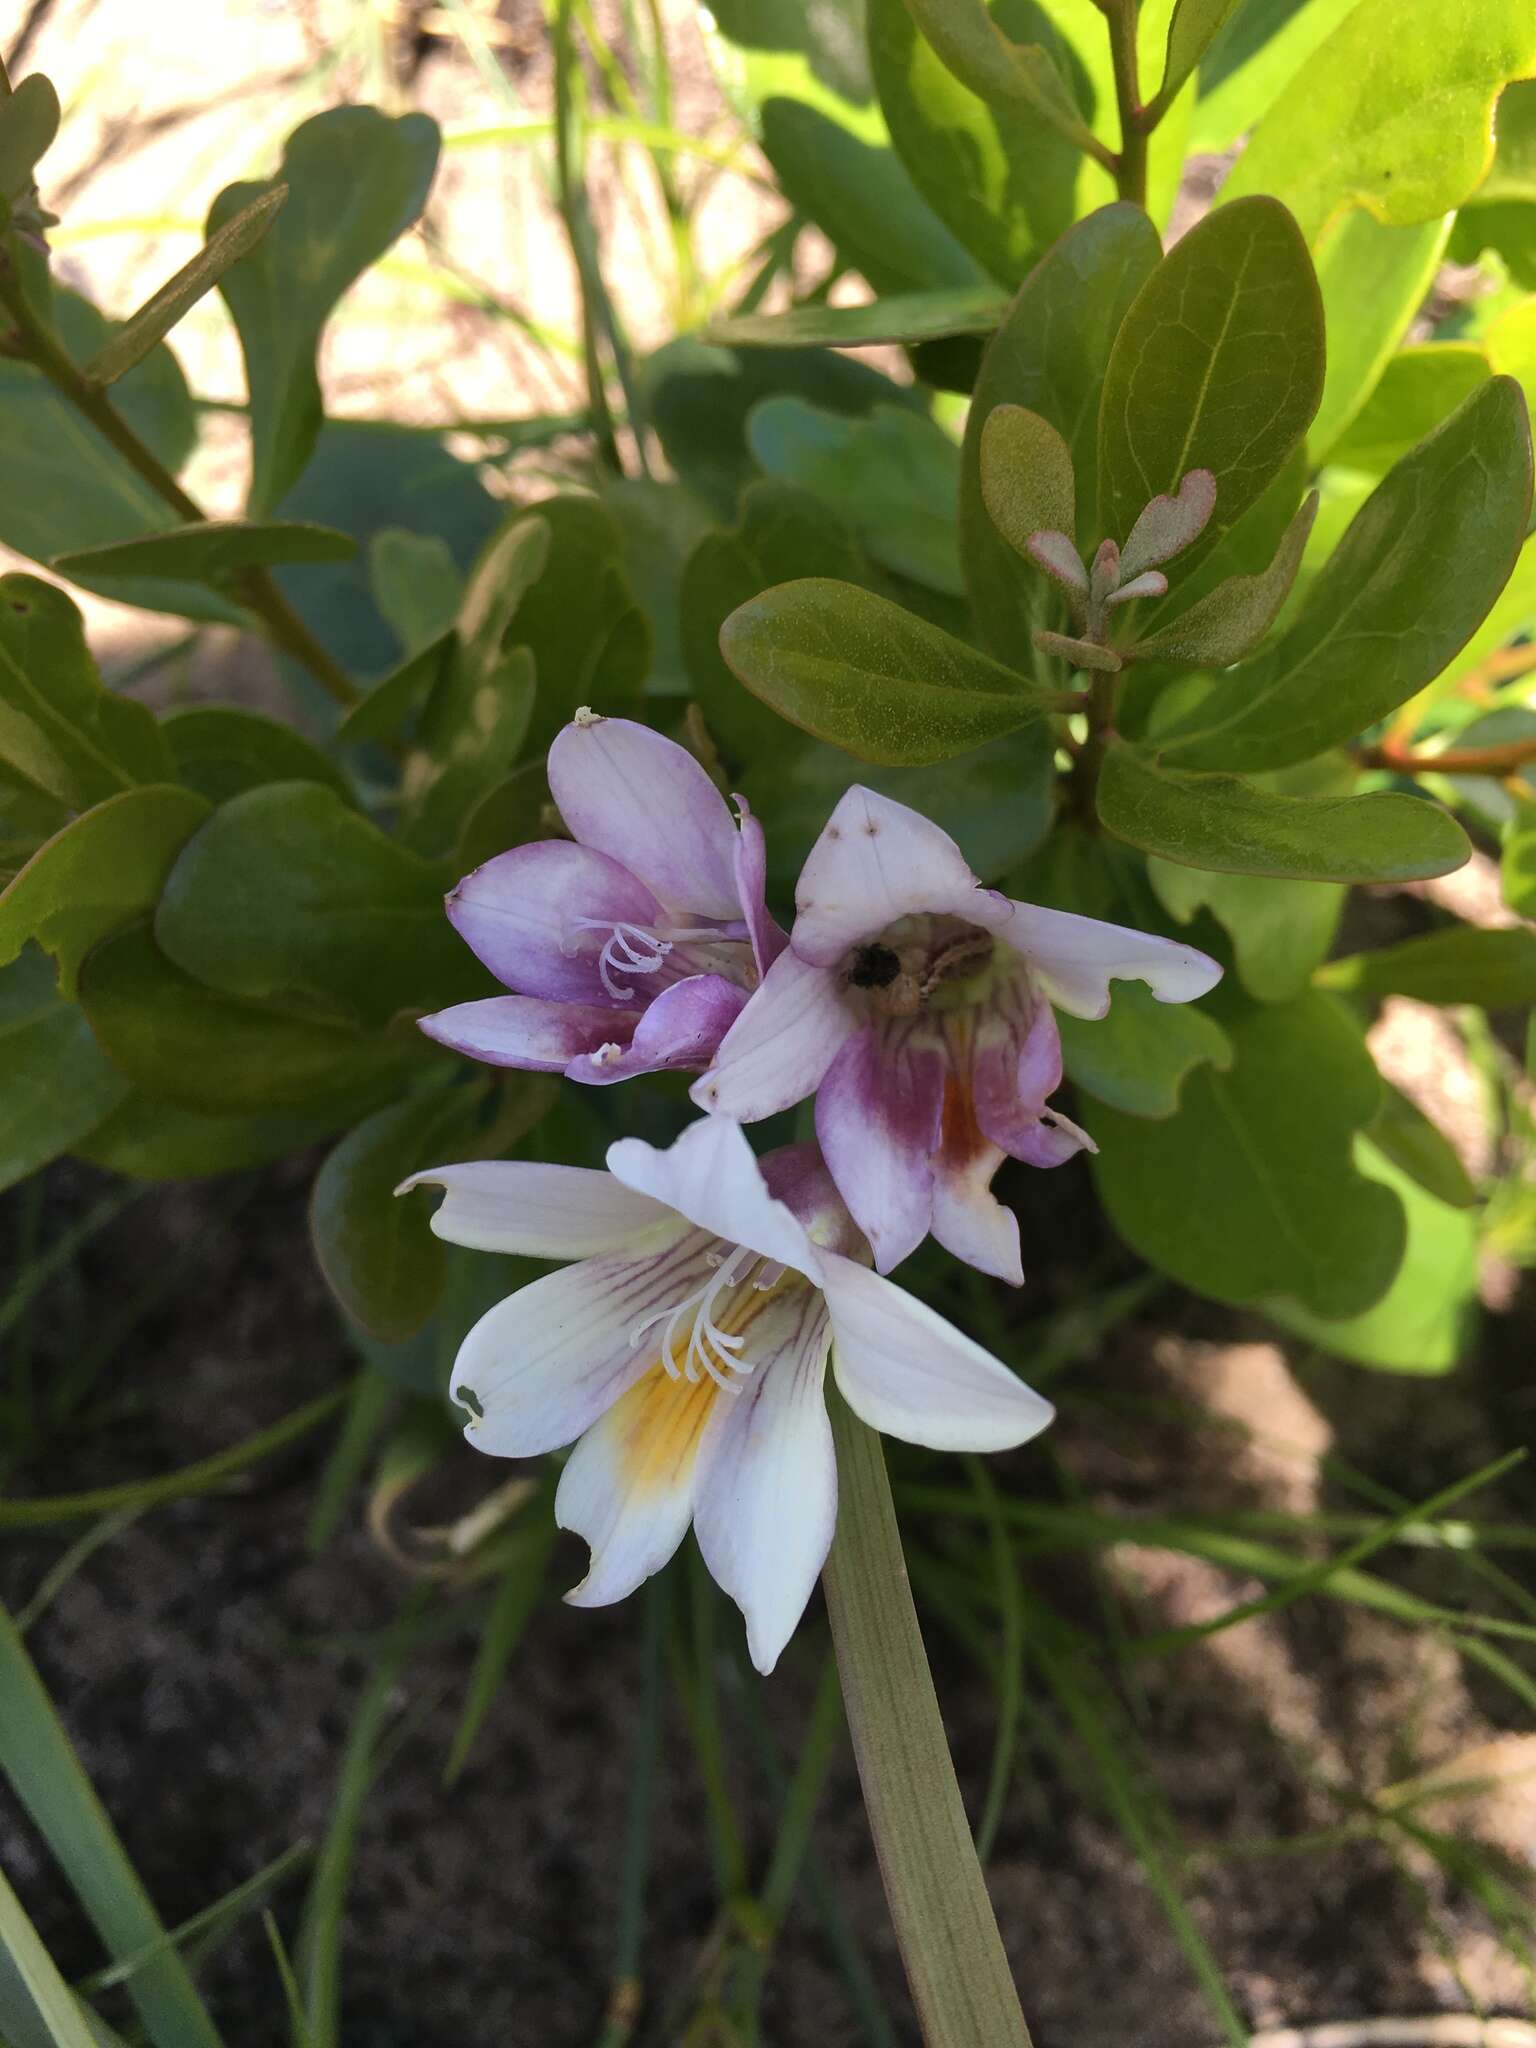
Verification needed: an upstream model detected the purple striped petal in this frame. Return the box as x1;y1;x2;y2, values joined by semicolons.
567;974;748;1086
448;839;661;1002
549;715;742;919
815;1021;945;1274
420;993;637;1070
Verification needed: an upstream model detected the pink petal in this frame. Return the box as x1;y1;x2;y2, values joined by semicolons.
419;993;636;1070
549;715;742;919
733;795;788;976
1002;901;1222;1019
930;1152;1021;1285
759;1142;864;1256
815;1022;945;1275
448;839;661;1003
792;786;1011;970
692;946;855;1122
1118;469;1218;580
567;974;748;1085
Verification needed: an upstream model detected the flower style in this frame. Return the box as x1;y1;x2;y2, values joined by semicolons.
692;788;1221;1284
399;1116;1052;1674
419;712;785;1085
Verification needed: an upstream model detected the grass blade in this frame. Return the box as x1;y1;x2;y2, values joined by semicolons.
443;1519;555;1785
0;1862;101;2048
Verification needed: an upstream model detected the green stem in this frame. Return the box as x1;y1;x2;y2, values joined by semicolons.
0;243;360;711
822;1397;1033;2048
1105;0;1148;209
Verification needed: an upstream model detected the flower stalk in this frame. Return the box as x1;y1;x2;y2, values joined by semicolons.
822;1392;1033;2048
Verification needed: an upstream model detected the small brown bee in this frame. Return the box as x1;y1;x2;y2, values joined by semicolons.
847;942;902;990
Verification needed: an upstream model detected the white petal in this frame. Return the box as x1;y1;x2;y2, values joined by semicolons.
822;1251;1055;1451
791;786;1011;969
693;1284;835;1674
549;715;743;920
606;1115;823;1281
450;1230;712;1456
692;944;855;1122
1002;901;1222;1020
399;1161;676;1259
555;1361;721;1608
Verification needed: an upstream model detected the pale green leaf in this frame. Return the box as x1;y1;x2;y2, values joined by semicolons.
1316;924;1536;1006
1308;210;1455;461
705;287;1008;349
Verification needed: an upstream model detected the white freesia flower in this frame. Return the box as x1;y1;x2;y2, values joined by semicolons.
400;1116;1052;1673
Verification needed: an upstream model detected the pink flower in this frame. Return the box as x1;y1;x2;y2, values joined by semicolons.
692;787;1221;1283
400;1117;1051;1673
419;713;785;1085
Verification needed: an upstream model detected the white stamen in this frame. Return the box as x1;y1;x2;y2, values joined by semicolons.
629;1241;772;1394
589;1041;625;1067
570;917;673;1000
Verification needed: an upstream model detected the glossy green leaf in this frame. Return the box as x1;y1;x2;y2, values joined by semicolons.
720;577;1050;763
1099;744;1470;882
78;919;418;1115
368;528;463;657
865;0;1087;287
0;1601;224;2048
1316;924;1536;1006
1326;345;1493;478
0;74;60;196
978;405;1075;566
162;705;352;806
1150;803;1344;1002
898;0;1099;150
706;287;1008;349
155;782;483;1028
76;1087;395;1182
1057;981;1233;1118
1486;294;1536;436
959;203;1162;661
0;785;211;998
1308;211;1455;461
311;1085;487;1340
681;480;862;767
1091;991;1406;1318
0;576;171;809
0;778;67;889
334;635;450;749
1264;1141;1478;1372
702;0;983;295
85;187;287;386
1157;0;1242;108
1190;0;1360;151
0;947;128;1194
1480;77;1536;201
1097;197;1325;571
454;512;552;677
1367;1081;1479;1211
209;107;440;512
1126;491;1317;669
747;399;963;594
1164;379;1535;773
0;294;229;623
55;520;356;585
1222;0;1536;243
405;648;536;858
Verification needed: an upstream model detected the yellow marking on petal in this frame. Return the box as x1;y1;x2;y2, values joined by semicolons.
608;1364;721;1498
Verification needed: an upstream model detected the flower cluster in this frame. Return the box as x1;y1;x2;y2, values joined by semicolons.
404;713;1220;1671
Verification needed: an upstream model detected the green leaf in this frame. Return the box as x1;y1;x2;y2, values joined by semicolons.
0;74;59;196
1163;378;1535;773
1221;0;1536;243
453;511;552;679
0;294;228;623
959;203;1161;661
1367;1081;1479;1211
0;1599;224;2048
1126;490;1317;669
311;1085;487;1340
76;1087;395;1182
0;785;211;998
1150;835;1343;1004
1091;991;1406;1318
0;576;171;809
1326;344;1493;478
162;704;353;806
720;577;1051;764
85;187;287;386
1096;196;1325;571
747;399;963;594
1058;980;1233;1118
1316;925;1536;1007
78;919;418;1115
368;528;463;657
54;520;356;585
1486;292;1536;438
1264;1141;1479;1371
1099;744;1470;882
1190;0;1360;152
334;634;451;750
865;0;1088;287
978;404;1075;565
404;648;536;857
1308;211;1455;461
209;107;440;512
0;947;128;1194
898;0;1100;155
1157;0;1242;108
705;288;1008;349
1504;804;1536;917
0;1858;101;2048
155;781;483;1028
453;756;552;873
